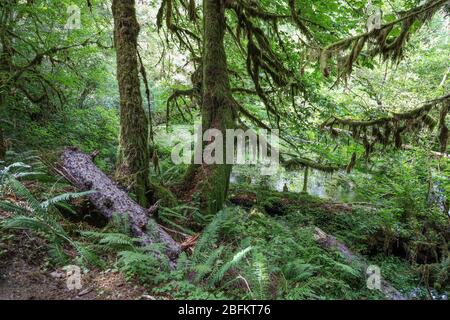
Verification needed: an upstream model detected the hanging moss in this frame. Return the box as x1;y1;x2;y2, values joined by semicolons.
166;0;173;29
323;95;449;157
283;157;341;173
302;166;309;193
394;129;403;149
346;152;357;174
188;0;196;21
320;0;446;79
156;0;166;30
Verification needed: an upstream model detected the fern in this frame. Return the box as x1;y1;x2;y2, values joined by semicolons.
194;246;225;283
251;250;270;299
80;230;137;252
117;250;161;281
4;176;44;216
193;208;231;262
208;246;253;288
47;242;70;265
158;205;203;236
175;251;191;275
0;177;100;267
283;259;319;282
54;201;78;216
0;162;31;177
41;190;96;210
109;212;131;234
0;201;28;215
2;215;56;235
72;241;105;268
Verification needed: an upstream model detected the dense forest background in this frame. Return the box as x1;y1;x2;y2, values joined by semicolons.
0;0;449;300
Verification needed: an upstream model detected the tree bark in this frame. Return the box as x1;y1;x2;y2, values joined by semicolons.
302;166;309;193
112;0;150;207
0;128;5;161
181;0;236;215
58;148;180;261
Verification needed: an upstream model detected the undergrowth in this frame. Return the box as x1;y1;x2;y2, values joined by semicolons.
0;154;448;300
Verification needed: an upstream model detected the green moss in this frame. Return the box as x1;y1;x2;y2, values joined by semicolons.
112;0;150;207
149;182;178;208
0;128;5;161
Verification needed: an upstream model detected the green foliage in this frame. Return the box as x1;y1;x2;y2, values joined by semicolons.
208;246;253;288
192;208;231;263
80;230;138;252
0;168;100;267
250;250;270;300
19;107;119;171
116;249;163;282
41;191;96;210
0;0;449;302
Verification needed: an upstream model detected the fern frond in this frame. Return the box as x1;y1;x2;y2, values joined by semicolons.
80;231;137;251
41;191;96;210
4;177;44;215
193;208;231;262
117;250;161;280
73;241;105;268
159;206;188;221
0;201;28;215
2;215;54;234
252;250;270;299
54;202;78;216
0;162;31;175
47;242;69;265
12;172;45;179
194;246;225;283
208;246;253;288
283;259;319;282
332;261;361;278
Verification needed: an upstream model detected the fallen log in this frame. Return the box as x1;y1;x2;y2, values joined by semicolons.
313;227;406;300
57;148;180;261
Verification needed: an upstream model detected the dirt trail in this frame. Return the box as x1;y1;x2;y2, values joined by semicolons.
0;229;152;300
0;254;152;300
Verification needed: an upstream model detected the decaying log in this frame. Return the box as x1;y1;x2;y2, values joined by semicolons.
58;148;180;261
313;227;406;300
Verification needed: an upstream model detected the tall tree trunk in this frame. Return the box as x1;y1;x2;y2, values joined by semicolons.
112;0;150;207
0;5;11;162
0;128;5;161
303;166;309;193
182;0;236;215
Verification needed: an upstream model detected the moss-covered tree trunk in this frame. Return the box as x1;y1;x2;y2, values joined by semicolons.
182;0;236;215
302;166;309;193
112;0;149;207
0;12;11;162
0;128;5;161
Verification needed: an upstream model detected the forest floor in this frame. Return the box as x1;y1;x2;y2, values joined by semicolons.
1;182;447;300
0;222;152;300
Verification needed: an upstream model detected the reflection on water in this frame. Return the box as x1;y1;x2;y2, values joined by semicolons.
230;166;356;202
